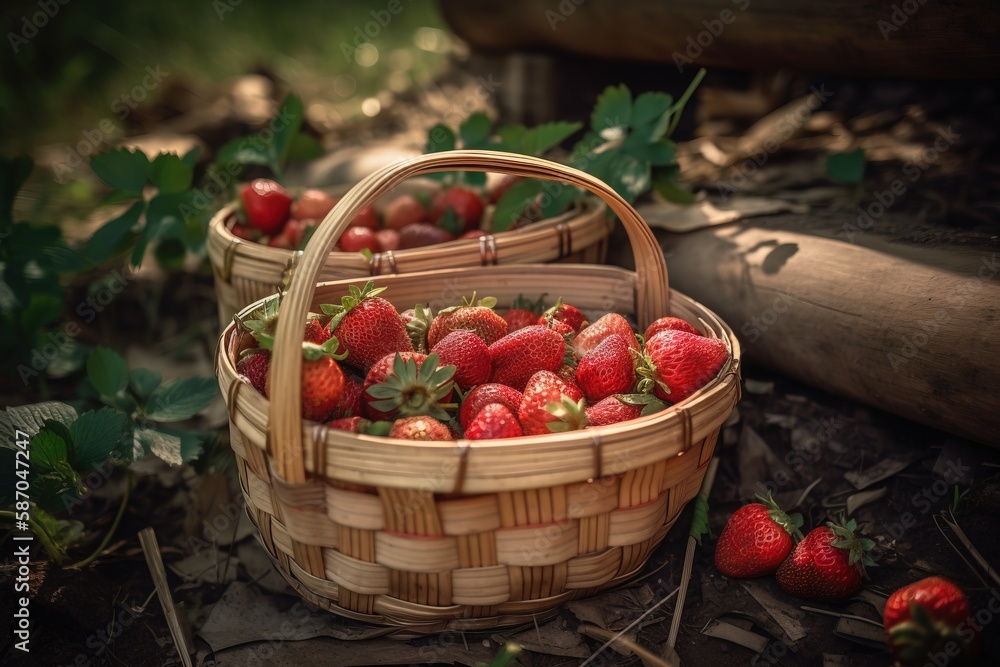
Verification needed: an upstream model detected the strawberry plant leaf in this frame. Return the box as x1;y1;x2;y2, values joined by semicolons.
31;428;69;471
538;183;581;218
133;426;187;466
70;407;130;471
149;153;194;194
145;377;218;422
826;149;867;185
90;148;150;195
426;123;456;153
271;94;305;170
129;368;162;404
632;92;673;131
459;112;493;149
287;132;324;164
215;136;270;169
462;171;487;187
133;192;190;266
156;426;204;464
519;121;583;155
493;179;544;232
84;200;144;264
180;146;201;167
652;168;695;204
86;346;129;400
2;402;79;442
641;141;677;167
606;153;650;203
591;84;632;134
1;155;33;230
689;491;710;545
496;124;527;152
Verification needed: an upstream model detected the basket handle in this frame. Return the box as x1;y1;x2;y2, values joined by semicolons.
268;149;668;482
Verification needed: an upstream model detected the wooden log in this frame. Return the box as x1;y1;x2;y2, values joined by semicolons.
441;0;1000;79
629;208;1000;447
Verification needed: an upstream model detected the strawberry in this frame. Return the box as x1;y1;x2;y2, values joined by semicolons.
714;492;804;578
539;298;589;334
330;374;364;419
644;316;699;340
636;330;729;404
230;222;262;242
375;228;400;251
575;334;636;402
556;363;577;386
236;348;270;395
327;416;371;433
465;403;522;440
350;204;379;230
459;229;486;240
303;318;332;345
427;293;508;348
363;352;456;422
267;218;306;249
459;383;523;429
398;223;454;249
573;313;640;358
241;179;292;234
503;294;547;333
389;415;452;441
337;227;380;253
383;194;426;230
885;576;977;666
430;330;491;391
265;337;347;422
518;370;586;436
489;325;565;391
430;186;484;233
322;281;413;372
291;189;337;221
776;517;875;602
586;395;641;426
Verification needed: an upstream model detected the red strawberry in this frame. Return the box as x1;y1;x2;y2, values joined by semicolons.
776;517;874;602
303;318;332;345
241;179;292;234
459;383;523;429
430;186;484;233
389;416;452;441
350;204;379;230
265;338;347;422
504;299;542;333
459;229;486;240
427;294;508;348
430;330;491;391
398;223;454;249
644;316;699;339
375;228;400;251
489;325;565;391
230;222;262;242
236;349;270;395
465;403;522;440
573;313;640;358
322;281;414;372
586;395;642;426
327;416;371;433
362;352;455;422
575;334;636;402
291;189;337;221
636;330;728;404
337;227;380;253
539;298;589;334
267;218;306;249
518;371;586;436
714;492;803;578
383;194;426;230
330;374;364;419
885;577;977;666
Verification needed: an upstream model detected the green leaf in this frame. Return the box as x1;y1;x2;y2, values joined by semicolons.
459;112;493;149
149;153;194;194
426;123;456;153
496;124;527;153
667;68;706;137
132;192;190;266
689;492;710;545
33;508;85;550
272;94;305;168
640;141;677;167
145;377;218;422
519;121;582;156
286;133;325;163
84;200;144;264
86;346;129;399
180;146;201;167
215;136;270;169
461;171;487;187
606;153;650;203
135;426;200;466
31;462;83;514
70;407;130;471
826;149;867;185
591;84;632;133
31;428;69;471
0;155;33;230
652;170;696;204
1;402;78;445
154;238;188;270
632;92;673;130
538;184;581;219
129;368;162;404
493;179;544;232
90;148;150;194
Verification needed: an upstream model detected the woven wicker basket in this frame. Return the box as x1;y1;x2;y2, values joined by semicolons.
215;151;741;634
207;178;612;327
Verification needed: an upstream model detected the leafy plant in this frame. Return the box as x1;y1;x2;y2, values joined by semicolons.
826;148;867;185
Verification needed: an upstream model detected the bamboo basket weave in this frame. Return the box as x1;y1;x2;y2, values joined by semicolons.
207;179;612;327
215;151;742;634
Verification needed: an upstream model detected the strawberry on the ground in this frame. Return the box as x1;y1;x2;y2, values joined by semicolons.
241;179;292;234
518;370;586;436
401;304;432;353
459;383;523;429
383;194;426;230
489;325;565;391
236;348;270;395
375;228;400;251
350;204;379;229
776;517;875;602
503;294;547;333
644;316;699;340
575;334;636;402
327;416;371;433
715;492;803;578
885;576;977;666
389;415;453;441
398;222;455;249
427;293;508;348
322;281;413;371
539;298;589;334
291;189;337;221
573;313;641;357
329;374;364;419
430;330;491;391
337;227;381;253
363;352;455;422
465;403;522;440
430;186;485;233
636;329;728;404
264;337;347;422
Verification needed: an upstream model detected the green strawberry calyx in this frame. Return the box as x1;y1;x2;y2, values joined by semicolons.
889;602;968;664
632;348;670;396
320;280;388;331
544;395;588;432
241;295;282;349
302;336;348;362
827;515;877;574
617;393;669;416
754;490;805;542
406;303;433;353
436;292;497;315
511;292;548;315
367;352;457;421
